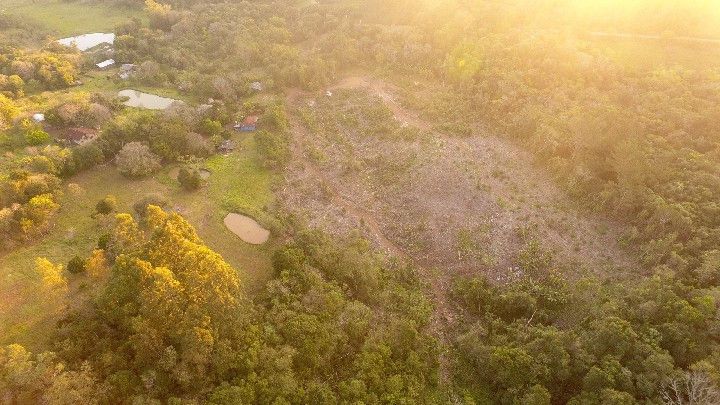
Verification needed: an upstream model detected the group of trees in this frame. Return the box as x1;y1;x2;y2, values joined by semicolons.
0;141;70;242
0;46;79;93
0;93;18;129
1;207;440;403
45;92;118;128
110;0;425;98
357;1;720;402
450;268;720;404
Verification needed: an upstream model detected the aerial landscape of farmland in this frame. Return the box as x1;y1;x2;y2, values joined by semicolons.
0;0;719;403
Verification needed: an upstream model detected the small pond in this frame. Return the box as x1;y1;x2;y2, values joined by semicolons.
118;90;179;110
224;213;270;245
57;33;115;51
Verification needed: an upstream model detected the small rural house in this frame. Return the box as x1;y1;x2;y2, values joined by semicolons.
233;115;259;132
218;139;236;153
63;127;98;146
96;59;115;69
32;113;45;123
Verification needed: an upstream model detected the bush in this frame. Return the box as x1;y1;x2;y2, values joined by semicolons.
178;168;201;191
256;130;290;167
133;193;169;217
67;255;86;274
62;142;105;176
95;195;117;215
185;132;214;157
200;118;222;136
115;142;161;178
97;233;110;250
517;239;552;276
24;127;50;145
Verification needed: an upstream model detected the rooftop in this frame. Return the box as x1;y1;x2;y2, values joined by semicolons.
243;115;259;125
96;59;116;69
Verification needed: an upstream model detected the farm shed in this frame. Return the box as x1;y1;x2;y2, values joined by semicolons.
234;115;259;132
96;59;116;69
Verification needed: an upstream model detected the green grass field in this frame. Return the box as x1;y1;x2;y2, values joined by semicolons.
77;70;193;102
0;134;275;350
0;0;143;36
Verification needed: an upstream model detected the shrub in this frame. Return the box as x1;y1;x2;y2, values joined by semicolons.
178;168;201;191
97;233;110;250
200;118;222;137
133;193;169;217
256;130;290;167
517;239;553;276
24;127;50;145
95;195;117;215
115;142;161;178
185;132;214;157
67;255;86;274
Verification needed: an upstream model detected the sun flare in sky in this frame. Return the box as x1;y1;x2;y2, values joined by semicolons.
566;0;720;37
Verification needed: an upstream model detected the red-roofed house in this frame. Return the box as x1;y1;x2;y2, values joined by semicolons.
234;115;259;132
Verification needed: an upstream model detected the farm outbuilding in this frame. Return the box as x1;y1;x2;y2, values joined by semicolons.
96;59;115;69
234;115;259;132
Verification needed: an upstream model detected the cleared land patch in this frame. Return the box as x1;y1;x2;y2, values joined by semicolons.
282;77;638;282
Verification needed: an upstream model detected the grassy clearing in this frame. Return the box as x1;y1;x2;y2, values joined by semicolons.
0;0;143;37
77;70;188;101
0;133;275;350
6;70;189;118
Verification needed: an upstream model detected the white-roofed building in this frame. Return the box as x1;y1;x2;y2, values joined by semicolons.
96;59;116;69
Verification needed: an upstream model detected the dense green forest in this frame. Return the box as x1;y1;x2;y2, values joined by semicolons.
1;0;720;403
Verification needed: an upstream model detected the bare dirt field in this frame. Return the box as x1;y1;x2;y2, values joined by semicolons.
280;76;639;384
282;76;637;282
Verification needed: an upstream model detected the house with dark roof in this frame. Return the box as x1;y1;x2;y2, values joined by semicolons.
63;127;98;146
96;59;115;69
